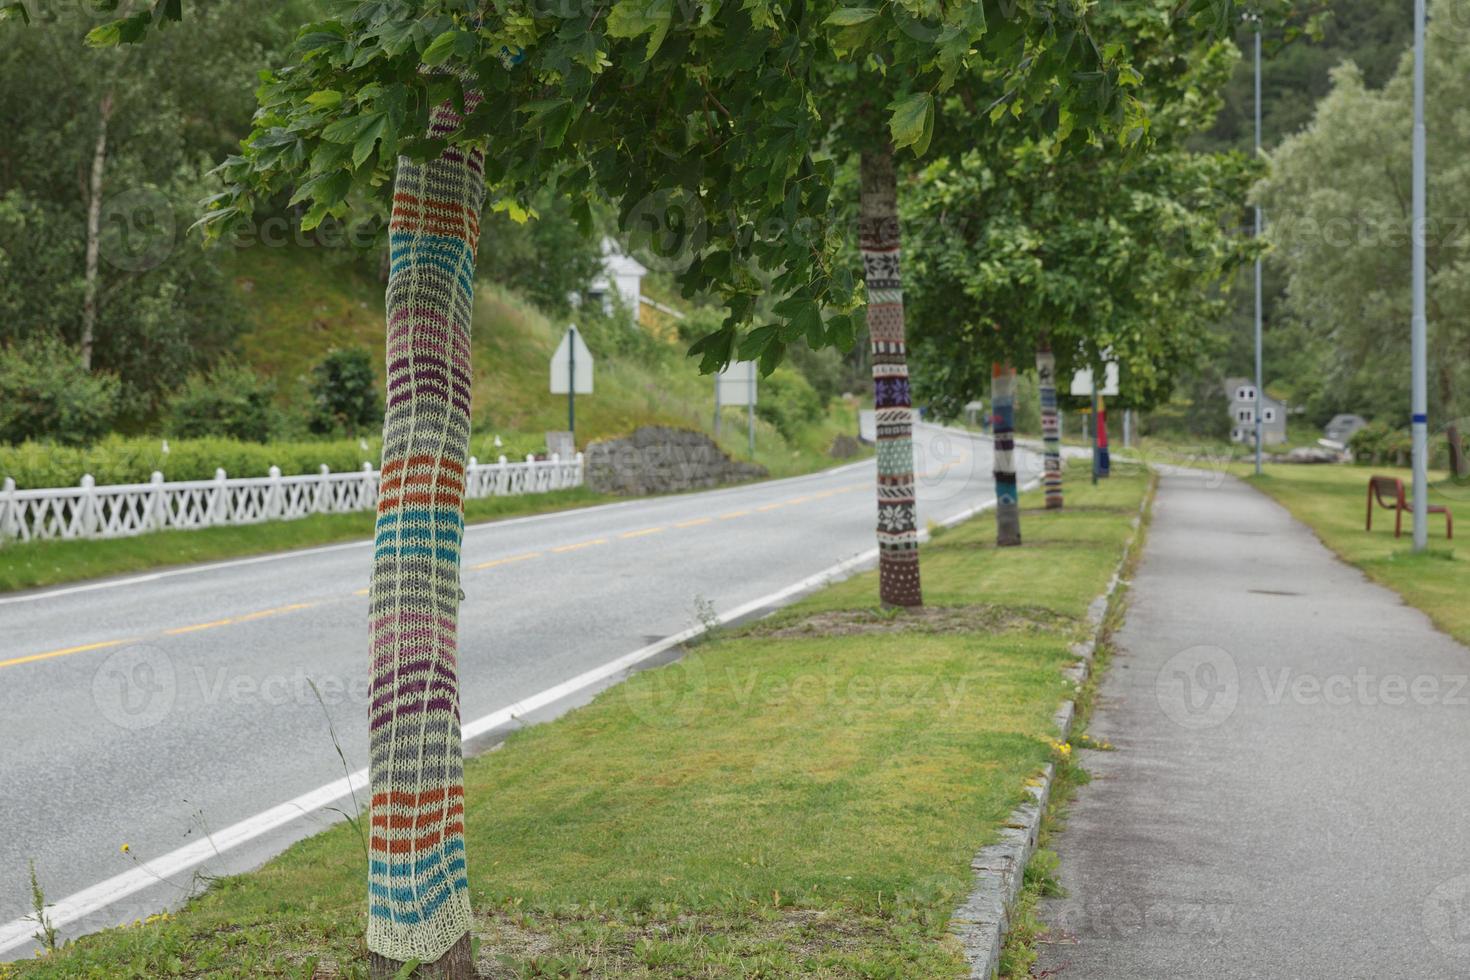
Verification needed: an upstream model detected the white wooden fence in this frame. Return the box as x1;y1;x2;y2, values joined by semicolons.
0;454;584;545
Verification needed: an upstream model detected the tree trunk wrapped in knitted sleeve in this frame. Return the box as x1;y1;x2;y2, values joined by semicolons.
859;144;922;608
992;362;1022;547
1036;342;1063;510
367;92;485;968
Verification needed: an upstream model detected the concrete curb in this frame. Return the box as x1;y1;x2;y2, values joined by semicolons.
951;479;1154;979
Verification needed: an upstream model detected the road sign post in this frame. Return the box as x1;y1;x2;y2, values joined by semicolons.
550;325;594;442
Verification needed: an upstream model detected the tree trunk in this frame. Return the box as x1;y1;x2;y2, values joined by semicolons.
859;143;922;607
1437;361;1468;477
1036;341;1062;510
81;92;114;371
992;362;1022;547
366;92;485;979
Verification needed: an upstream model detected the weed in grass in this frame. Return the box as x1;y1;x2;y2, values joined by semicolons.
27;860;57;955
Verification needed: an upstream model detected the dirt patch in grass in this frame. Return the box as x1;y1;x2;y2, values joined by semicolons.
473;907;896;978
749;604;1075;640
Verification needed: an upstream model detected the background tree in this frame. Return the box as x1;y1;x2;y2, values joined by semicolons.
1258;4;1470;473
905;40;1258;546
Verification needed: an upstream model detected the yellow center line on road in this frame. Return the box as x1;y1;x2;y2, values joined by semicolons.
785;496;814;505
720;510;751;520
757;502;786;512
552;538;608;553
165;618;236;636
0;638;137;671
354;587;370;596
674;517;712;528
235;602;318;623
620;527;666;540
473;552;542;570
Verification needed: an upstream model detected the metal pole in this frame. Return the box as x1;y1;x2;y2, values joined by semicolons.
568;326;576;440
1254;22;1265;477
1412;0;1429;550
714;370;722;437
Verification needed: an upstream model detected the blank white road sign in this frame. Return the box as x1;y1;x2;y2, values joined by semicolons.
550;326;594;395
1070;362;1119;397
717;360;757;406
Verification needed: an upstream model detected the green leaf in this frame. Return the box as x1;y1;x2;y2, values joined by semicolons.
421;30;459;67
781;301;821;344
824;7;879;26
352;115;387;169
607;0;674;60
0;3;31;25
737;324;780;362
305;90;344;109
825;314;855;353
888;93;935;157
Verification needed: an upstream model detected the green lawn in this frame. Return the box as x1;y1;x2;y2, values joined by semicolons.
1235;462;1470;646
9;462;1150;979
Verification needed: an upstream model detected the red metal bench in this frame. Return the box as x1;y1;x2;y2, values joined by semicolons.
1366;475;1453;539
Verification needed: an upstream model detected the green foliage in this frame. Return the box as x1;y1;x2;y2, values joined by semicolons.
475;193;605;317
0;335;121;445
1258;12;1470;432
1349;422;1413;467
755;367;824;440
308;347;379;436
0;3;306;421
0;435;381;489
905;43;1256;418
166;363;280;442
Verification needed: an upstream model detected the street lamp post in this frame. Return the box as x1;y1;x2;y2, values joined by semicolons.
1253;19;1264;477
1411;0;1429;550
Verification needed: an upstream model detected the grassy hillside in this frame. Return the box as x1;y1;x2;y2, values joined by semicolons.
225;246;862;477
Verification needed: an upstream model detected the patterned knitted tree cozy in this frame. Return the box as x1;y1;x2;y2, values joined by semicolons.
1036;343;1063;509
992;362;1022;547
859;146;922;607
367;93;485;965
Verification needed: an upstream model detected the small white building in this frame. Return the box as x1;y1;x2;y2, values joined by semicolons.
586;237;648;319
1226;377;1287;445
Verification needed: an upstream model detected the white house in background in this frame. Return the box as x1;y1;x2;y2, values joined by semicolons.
1225;377;1288;445
585;237;648;318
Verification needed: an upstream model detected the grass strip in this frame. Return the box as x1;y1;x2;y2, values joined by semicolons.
10;461;1149;979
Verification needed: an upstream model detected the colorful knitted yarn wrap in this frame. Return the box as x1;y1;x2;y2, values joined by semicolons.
860;147;921;607
1036;344;1063;510
1096;396;1111;477
367;93;485;965
992;362;1022;547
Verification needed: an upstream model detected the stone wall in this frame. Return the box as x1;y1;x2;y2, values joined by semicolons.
584;426;767;496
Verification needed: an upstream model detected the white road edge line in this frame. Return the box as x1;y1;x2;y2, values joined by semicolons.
0;467;1036;957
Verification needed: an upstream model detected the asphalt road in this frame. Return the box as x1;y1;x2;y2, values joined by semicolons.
0;424;1031;958
1036;471;1470;979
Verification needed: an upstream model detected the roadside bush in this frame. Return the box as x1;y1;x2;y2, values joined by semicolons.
1349;422;1412;466
167;363;280;442
0;334;121;446
756;367;826;441
308;347;380;436
0;435;383;488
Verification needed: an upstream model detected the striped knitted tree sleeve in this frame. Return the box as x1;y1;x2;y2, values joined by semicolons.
366;93;485;967
1036;342;1063;510
859;144;922;608
992;362;1022;547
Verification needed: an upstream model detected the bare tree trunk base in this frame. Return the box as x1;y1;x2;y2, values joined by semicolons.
369;934;475;980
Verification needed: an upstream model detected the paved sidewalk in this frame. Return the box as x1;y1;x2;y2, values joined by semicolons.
1035;471;1470;979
